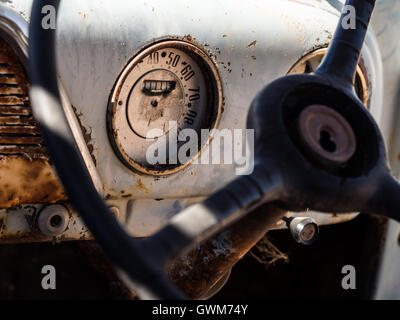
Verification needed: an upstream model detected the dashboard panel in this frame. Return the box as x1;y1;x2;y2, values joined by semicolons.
0;0;395;242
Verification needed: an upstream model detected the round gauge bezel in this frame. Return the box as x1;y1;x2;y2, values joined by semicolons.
107;39;223;176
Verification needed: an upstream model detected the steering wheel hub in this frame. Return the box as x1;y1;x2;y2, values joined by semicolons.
298;104;357;165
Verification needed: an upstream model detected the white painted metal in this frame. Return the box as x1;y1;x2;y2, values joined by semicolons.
0;0;392;238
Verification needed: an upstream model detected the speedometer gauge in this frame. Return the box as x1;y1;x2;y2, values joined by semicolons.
108;40;222;176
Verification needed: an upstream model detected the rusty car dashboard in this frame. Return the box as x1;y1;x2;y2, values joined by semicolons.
0;0;397;252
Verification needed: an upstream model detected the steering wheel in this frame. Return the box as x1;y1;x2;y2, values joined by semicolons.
29;0;397;299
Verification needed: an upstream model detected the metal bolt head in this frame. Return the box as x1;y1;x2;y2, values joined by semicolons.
289;217;319;245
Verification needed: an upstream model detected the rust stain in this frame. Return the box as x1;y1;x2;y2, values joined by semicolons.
122;193;133;198
71;105;97;167
136;179;151;194
184;34;194;42
0;230;81;244
247;40;257;48
0;37;45;158
0;37;66;208
168;203;287;299
0;157;66;208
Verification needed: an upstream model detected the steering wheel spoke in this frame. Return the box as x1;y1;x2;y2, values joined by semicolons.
29;0;400;301
143;171;284;266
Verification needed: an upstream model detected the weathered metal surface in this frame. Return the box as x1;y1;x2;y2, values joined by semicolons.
0;37;38;152
0;204;91;243
0;199;132;243
48;0;382;233
0;37;66;208
0;0;399;301
0;158;65;208
0;0;390;242
0;3;105;242
49;0;370;197
167;203;287;299
69;203;286;300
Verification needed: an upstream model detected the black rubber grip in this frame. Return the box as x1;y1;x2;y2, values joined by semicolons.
316;0;376;85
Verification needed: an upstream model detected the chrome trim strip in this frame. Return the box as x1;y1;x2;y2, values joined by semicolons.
0;4;29;65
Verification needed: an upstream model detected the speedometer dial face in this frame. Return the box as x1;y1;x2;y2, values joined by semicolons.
108;40;222;176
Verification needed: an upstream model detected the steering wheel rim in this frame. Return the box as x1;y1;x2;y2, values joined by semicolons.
29;0;396;300
28;0;278;300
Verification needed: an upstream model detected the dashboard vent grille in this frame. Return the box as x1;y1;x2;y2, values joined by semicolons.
0;37;65;209
0;37;45;158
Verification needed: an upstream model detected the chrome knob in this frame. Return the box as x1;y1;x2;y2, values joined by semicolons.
284;217;319;245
